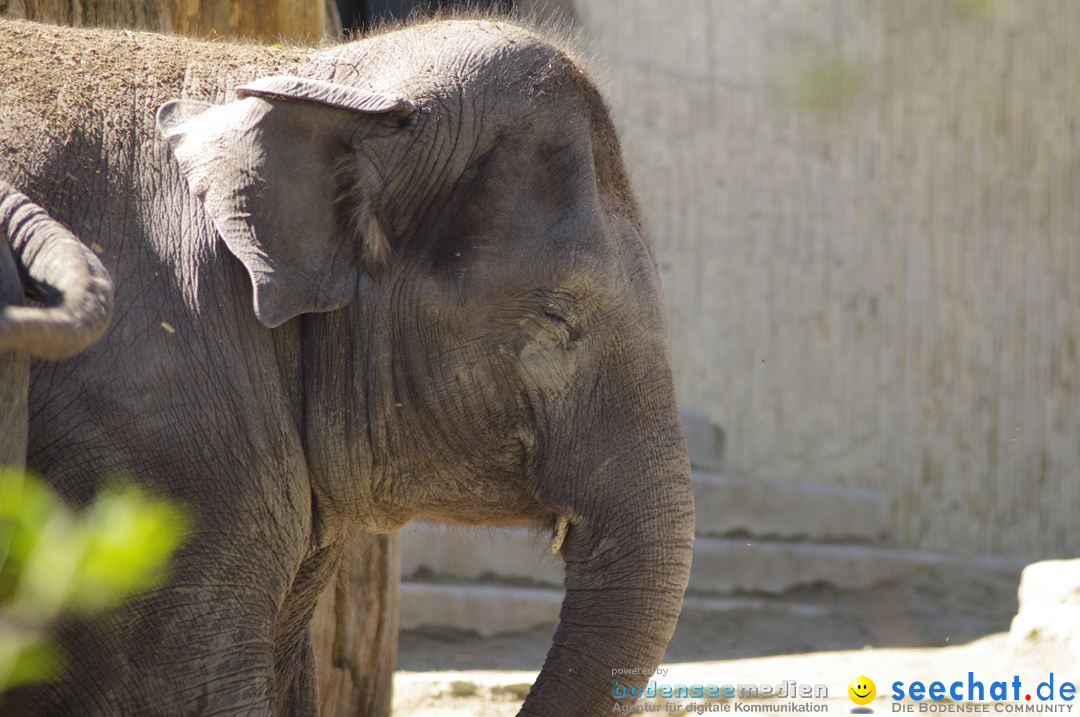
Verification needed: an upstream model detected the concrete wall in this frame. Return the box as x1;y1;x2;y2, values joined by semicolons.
566;0;1080;558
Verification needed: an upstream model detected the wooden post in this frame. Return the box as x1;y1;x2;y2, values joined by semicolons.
0;0;175;32
165;0;337;43
310;532;400;717
0;0;338;42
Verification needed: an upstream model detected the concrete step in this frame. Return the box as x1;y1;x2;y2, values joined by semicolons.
401;523;563;588
400;582;561;636
399;581;834;637
691;472;889;542
400;522;1022;595
687;537;1021;593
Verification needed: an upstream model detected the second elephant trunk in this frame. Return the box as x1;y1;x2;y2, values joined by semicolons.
0;181;115;360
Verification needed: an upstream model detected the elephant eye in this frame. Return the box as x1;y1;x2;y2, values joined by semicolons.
543;308;568;326
542;307;580;344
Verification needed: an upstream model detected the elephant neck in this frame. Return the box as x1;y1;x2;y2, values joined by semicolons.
298;307;414;533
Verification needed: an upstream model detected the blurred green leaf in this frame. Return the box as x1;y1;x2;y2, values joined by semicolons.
0;629;65;691
73;482;190;613
6;499;80;619
0;470;189;693
0;469;64;605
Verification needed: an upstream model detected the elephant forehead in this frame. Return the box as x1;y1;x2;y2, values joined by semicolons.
305;20;582;109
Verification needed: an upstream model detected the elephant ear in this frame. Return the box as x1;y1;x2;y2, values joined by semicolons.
156;77;415;328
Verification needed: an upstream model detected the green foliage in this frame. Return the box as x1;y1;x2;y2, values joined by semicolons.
788;51;865;115
0;470;189;693
952;0;996;20
786;0;998;117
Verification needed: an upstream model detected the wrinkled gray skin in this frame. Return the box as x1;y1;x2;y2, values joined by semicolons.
0;16;694;716
0;181;115;468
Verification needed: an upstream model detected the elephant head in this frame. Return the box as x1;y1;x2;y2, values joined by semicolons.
157;20;694;715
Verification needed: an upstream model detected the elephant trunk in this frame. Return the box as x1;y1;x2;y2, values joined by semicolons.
521;443;695;714
0;182;115;360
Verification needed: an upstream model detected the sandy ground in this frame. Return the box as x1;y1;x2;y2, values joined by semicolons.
393;633;1064;716
392;565;1068;715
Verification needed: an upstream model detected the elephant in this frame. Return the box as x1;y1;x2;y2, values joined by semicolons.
0;181;115;469
0;15;695;716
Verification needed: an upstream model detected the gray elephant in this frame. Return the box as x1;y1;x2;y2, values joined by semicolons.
0;181;115;468
0;15;694;716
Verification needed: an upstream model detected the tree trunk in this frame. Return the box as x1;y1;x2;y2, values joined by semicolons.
311;531;400;717
0;0;338;41
0;0;173;31
164;0;337;43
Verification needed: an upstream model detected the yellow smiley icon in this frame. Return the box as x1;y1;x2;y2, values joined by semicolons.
848;675;876;706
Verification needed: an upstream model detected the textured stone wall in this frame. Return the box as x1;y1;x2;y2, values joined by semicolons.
570;0;1080;558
